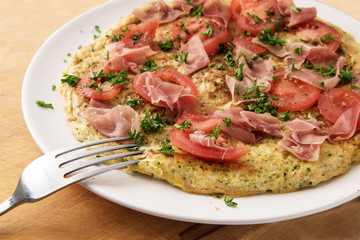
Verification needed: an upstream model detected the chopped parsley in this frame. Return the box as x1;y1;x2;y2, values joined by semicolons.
157;141;174;156
265;9;275;15
350;84;360;90
52;85;56;91
174;120;192;131
174;51;189;63
290;6;302;13
320;34;336;43
279;110;291;121
243;80;278;116
94;25;101;33
339;66;355;83
223;118;231;129
224;51;236;67
217;63;226;70
140;108;166;133
224;197;237;207
130;32;143;44
127;130;145;151
294;46;302;55
190;4;203;17
126;98;144;108
218;41;234;54
205;125;221;139
159;39;174;51
247;13;263;24
201;22;215;37
241;51;253;68
301;38;319;45
61;74;81;86
36;100;54;109
317;81;325;88
257;27;286;47
234;63;245;80
140;59;158;73
313;62;336;78
307;113;317;120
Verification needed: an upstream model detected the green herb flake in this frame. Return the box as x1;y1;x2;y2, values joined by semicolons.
205;125;221;139
294;46;302;55
174;51;189;63
257;27;286;47
307;113;317;120
190;4;203;17
247;13;263;24
52;85;56;91
201;22;214;37
339;66;355;83
279;110;291;121
174;120;192;131
290;6;302;13
234;63;245;80
157;142;174;157
36;100;54;109
217;63;226;70
126;98;144;108
61;74;81;86
140;108;166;133
140;59;158;73
159;39;174;51
223;118;231;129
224;196;237;207
127;130;145;151
317;81;325;88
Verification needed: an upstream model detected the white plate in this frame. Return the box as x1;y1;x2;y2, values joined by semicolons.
22;0;360;224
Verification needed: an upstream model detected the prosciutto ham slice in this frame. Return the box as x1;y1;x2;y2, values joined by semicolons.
202;0;231;27
278;0;316;27
329;103;360;141
134;71;201;111
277;119;329;162
101;42;156;73
85;99;140;138
211;108;282;144
173;0;205;13
182;35;210;75
132;0;184;23
225;75;250;105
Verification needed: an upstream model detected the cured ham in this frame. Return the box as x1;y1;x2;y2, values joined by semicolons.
182;35;210;75
329;103;360;141
211;108;282;144
85;99;140;138
202;0;231;27
277;119;329;161
278;0;316;27
225;75;250;105
173;0;205;13
133;0;184;23
101;42;156;73
133;71;201;111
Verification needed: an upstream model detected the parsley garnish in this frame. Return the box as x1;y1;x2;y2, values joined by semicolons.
224;197;237;207
126;98;144;108
320;34;336;43
190;4;203;17
174;51;189;63
307;113;317;120
265;9;275;15
36;100;54;109
223;118;231;129
234;63;245;80
157;141;174;156
294;46;302;55
217;63;226;70
174;120;192;131
140;108;166;133
159;39;174;51
313;61;336;78
247;13;263;24
130;32;143;44
205;125;221;139
52;85;56;91
290;6;302;13
140;59;158;73
317;81;325;88
201;22;214;37
224;51;236;67
301;38;319;45
279;110;291;121
127;130;145;151
339;66;355;83
257;27;286;47
61;74;81;86
243;80;278;116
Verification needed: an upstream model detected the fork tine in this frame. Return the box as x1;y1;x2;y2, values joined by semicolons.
55;137;133;158
58;143;138;167
63;158;142;185
62;150;143;178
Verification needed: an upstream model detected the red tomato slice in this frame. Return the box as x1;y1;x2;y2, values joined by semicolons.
172;17;230;56
295;20;341;52
133;69;198;108
169;111;250;161
76;74;121;100
234;0;280;36
268;71;321;112
233;37;267;54
318;88;360;125
111;18;159;48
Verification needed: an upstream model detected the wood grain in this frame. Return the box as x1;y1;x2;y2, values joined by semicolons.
0;0;359;239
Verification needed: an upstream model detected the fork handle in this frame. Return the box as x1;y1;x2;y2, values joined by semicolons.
0;196;19;215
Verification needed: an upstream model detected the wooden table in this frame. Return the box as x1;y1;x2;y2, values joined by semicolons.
0;0;360;239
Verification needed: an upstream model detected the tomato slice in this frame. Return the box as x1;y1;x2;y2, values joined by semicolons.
111;18;159;48
133;69;198;108
295;20;341;52
233;36;267;54
318;88;360;125
233;0;280;36
169;111;250;161
172;17;230;56
268;71;321;112
76;74;121;100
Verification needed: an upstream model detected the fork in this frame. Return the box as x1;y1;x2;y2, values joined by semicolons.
0;137;142;215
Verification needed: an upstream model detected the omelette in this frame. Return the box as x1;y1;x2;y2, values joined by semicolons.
59;0;360;197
